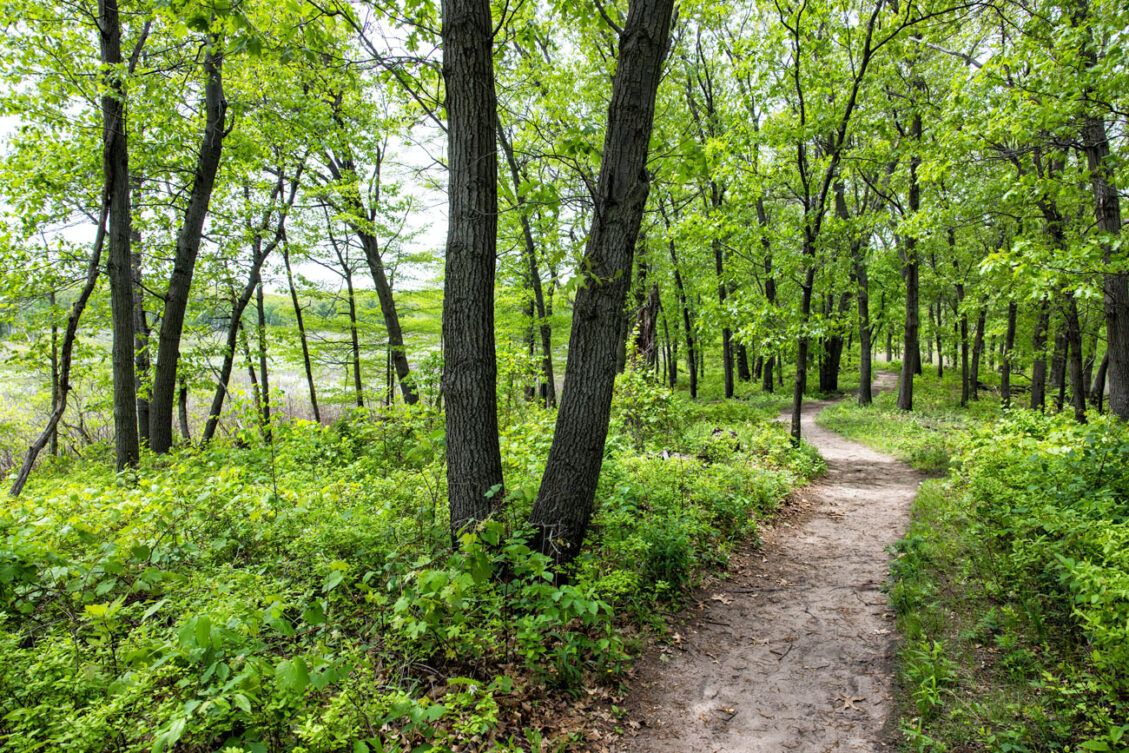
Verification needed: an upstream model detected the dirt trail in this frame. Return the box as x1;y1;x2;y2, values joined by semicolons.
619;375;919;752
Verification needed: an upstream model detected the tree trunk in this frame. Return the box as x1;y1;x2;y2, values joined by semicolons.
855;252;872;405
933;299;944;379
344;269;364;407
1082;117;1129;420
529;0;673;565
499;124;555;407
150;40;226;453
897;106;922;410
12;210;108;495
1091;353;1108;412
1050;322;1067;412
758;197;778;394
970;307;986;401
283;247;319;422
663;213;697;398
99;0;139;470
1001;300;1017;408
254;280;272;440
1031;300;1050;410
177;377;191;442
1065;293;1087;422
131;179;150;444
714;237;734;398
442;0;505;536
48;292;59;456
791;233;817;441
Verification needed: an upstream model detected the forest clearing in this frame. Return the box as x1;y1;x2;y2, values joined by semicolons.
1;0;1127;751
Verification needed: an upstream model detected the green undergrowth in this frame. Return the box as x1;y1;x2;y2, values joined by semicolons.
0;369;819;753
825;373;1129;751
817;369;999;473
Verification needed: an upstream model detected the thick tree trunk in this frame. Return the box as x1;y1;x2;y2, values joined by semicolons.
283;247;319;422
530;0;673;565
99;0;139;470
442;0;505;535
150;41;226;453
1001;300;1017;408
1081;117;1129;419
499;124;556;407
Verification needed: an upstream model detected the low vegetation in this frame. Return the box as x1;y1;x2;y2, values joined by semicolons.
0;374;820;753
827;373;1129;752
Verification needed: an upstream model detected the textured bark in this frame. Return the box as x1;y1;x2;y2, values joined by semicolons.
99;0;139;470
150;40;226;453
283;247;320;422
1082;117;1129;420
758;199;778;394
442;0;505;536
1001;300;1017;408
897;108;923;411
529;0;674;565
1031;301;1050;410
499;124;556;407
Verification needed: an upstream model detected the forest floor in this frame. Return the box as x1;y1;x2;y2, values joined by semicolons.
617;373;920;752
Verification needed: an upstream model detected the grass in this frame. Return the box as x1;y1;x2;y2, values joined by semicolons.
816;368;1000;474
822;367;1129;751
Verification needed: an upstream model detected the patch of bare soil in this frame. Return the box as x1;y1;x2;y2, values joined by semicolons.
617;375;919;752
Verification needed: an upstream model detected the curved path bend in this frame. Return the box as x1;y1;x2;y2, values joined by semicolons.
620;377;919;752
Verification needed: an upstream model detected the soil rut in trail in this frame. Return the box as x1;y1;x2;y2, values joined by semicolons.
620;378;918;752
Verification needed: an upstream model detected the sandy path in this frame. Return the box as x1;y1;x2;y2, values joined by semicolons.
619;376;919;752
